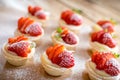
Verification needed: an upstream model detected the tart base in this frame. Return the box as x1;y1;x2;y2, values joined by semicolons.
41;52;70;76
2;42;35;66
51;31;79;51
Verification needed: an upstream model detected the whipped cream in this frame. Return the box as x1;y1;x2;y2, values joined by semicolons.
51;31;79;50
2;41;35;66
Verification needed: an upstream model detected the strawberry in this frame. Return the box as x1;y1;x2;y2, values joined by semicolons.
46;45;74;68
91;31;116;48
8;35;28;44
62;33;77;45
92;52;114;70
61;10;83;26
28;6;42;15
55;51;74;68
97;20;114;33
8;42;31;57
26;23;42;36
35;11;46;19
104;58;120;76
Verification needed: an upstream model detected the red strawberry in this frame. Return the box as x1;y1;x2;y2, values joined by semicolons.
8;35;28;44
28;6;42;15
8;42;31;57
26;23;42;36
104;58;120;76
46;44;74;68
35;11;46;19
55;51;74;68
91;31;116;48
92;52;114;70
97;20;114;33
62;33;77;45
61;10;83;26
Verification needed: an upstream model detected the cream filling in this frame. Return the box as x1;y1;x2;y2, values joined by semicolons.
86;60;120;80
3;41;35;60
41;52;69;76
51;31;79;50
14;28;44;42
90;42;119;53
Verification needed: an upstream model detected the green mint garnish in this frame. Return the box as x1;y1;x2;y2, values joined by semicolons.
72;8;82;14
57;27;63;33
113;53;120;58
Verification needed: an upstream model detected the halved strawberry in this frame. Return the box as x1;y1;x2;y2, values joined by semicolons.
61;10;82;26
26;23;42;36
56;51;74;68
92;52;114;70
28;6;42;15
62;33;77;45
8;42;31;57
97;20;114;33
35;11;46;19
8;35;28;44
91;31;116;48
104;58;120;76
46;45;74;68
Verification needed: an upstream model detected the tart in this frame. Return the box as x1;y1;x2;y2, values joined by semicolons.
41;44;75;76
90;30;119;53
51;27;79;50
2;36;36;66
86;52;120;80
28;5;50;27
59;10;83;32
14;17;44;44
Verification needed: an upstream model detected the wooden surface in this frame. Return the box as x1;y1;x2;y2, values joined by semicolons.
0;0;120;80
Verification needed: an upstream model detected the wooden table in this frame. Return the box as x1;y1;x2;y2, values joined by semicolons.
0;0;120;80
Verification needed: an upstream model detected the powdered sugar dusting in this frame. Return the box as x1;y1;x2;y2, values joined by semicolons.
58;51;74;68
102;33;112;44
70;14;82;22
102;23;113;29
106;58;120;70
25;22;42;34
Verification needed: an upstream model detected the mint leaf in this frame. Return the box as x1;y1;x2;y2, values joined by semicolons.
113;53;120;58
72;8;82;14
57;27;63;33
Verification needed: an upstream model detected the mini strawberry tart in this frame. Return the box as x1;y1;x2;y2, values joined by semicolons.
28;5;50;27
92;20;115;34
14;17;44;44
59;10;83;32
86;52;120;80
51;27;79;50
41;44;75;76
90;30;119;53
2;36;36;66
